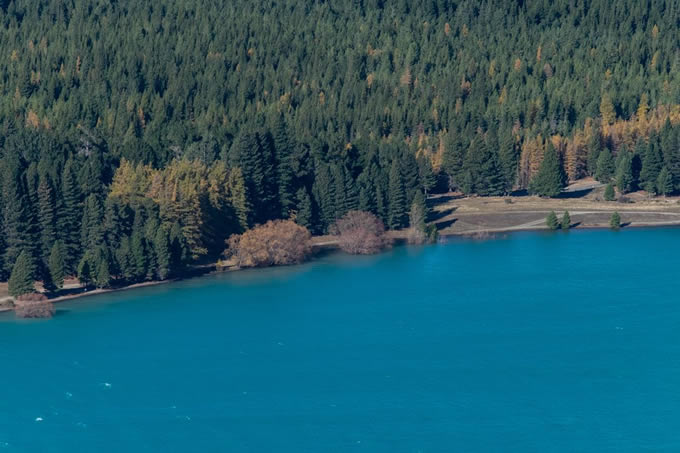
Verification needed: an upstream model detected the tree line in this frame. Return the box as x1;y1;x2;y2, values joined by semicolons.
2;0;680;294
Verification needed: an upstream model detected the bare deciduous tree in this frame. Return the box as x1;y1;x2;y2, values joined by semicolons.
331;211;390;255
14;293;55;319
226;220;312;268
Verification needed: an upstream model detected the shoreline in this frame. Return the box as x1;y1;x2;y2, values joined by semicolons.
3;216;680;314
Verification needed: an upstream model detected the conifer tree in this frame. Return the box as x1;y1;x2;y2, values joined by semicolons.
529;143;566;197
8;250;34;298
388;160;407;229
546;211;559;230
498;131;518;192
657;167;673;196
615;152;635;193
604;183;616;201
94;255;111;288
640;144;663;194
37;175;57;260
561;211;571;230
81;194;105;250
610;211;621;230
295;188;313;230
586;128;602;176
2;155;30;276
77;253;93;287
273;119;295;218
409;190;428;231
153;227;171;280
227;167;250;232
48;241;66;290
595;148;615;183
59;158;82;274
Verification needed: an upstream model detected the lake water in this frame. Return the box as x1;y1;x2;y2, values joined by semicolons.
2;228;680;452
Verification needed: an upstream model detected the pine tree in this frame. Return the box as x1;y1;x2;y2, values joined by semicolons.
131;228;148;281
595;148;615;183
657;167;673;196
600;93;616;125
2;155;30;276
615;152;635;193
94;254;111;288
77;253;93;287
227;167;250;232
273;118;295;218
561;211;571;230
81;194;105;250
610;211;621;230
331;163;348;219
153;226;171;280
409;190;428;231
529;142;566;197
498;131;518;192
295;188;313;230
8;250;34;297
586;128;602;176
388;160;407;229
48;241;66;290
604;183;616;201
640;144;663;194
59;158;82;274
546;211;559;230
312;163;336;231
37;174;57;261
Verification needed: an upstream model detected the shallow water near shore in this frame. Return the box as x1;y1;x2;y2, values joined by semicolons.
2;228;680;451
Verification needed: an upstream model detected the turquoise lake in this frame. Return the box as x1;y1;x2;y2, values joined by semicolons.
2;228;680;452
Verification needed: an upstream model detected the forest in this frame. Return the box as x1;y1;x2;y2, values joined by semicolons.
3;0;680;294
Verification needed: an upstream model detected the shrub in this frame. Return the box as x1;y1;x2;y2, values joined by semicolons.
14;293;54;319
226;220;311;268
331;210;390;254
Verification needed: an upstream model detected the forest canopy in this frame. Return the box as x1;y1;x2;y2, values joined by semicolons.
2;0;680;289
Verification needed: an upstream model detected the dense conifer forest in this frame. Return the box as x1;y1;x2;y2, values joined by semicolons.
3;0;680;291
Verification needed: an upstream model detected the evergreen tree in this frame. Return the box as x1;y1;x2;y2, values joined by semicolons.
131;229;148;281
498;131;518;192
529;143;566;197
8;250;34;298
388;160;407;229
273;119;295;218
77;253;93;287
37;174;57;261
2;155;30;277
295;188;313;230
48;241;66;291
409;190;428;231
610;211;621;230
94;255;111;288
153;227;171;280
81;194;105;250
587;128;602;176
227;167;250;232
595;148;615;182
59;158;82;274
615;152;635;194
640;144;663;193
604;183;616;201
657;167;673;196
561;211;571;230
546;211;559;230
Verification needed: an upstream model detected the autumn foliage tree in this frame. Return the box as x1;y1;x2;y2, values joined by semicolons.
331;210;390;255
226;220;311;268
